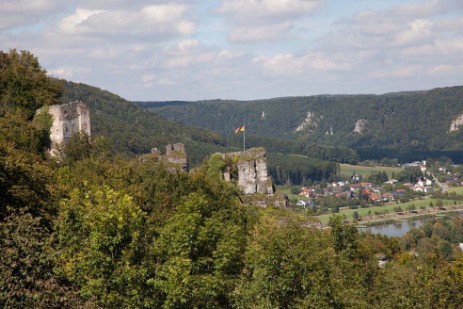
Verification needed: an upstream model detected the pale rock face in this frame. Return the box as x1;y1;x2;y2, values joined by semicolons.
237;148;274;195
256;158;273;194
449;114;463;132
353;119;368;134
294;111;317;132
238;161;257;195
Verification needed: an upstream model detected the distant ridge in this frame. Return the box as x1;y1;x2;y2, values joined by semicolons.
139;85;463;163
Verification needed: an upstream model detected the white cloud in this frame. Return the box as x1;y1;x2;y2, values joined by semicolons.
218;0;323;44
0;0;64;29
229;22;292;42
392;19;433;46
48;66;91;80
56;3;195;39
219;0;322;20
141;74;177;87
370;65;422;78
59;8;105;35
427;64;463;75
255;52;350;76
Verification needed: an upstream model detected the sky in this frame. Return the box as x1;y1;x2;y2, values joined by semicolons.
1;0;463;101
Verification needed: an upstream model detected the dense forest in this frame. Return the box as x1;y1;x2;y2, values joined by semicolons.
138;87;463;163
4;49;463;308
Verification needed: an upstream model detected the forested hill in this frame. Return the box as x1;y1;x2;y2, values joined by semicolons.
61;81;341;184
137;86;463;163
62;81;228;164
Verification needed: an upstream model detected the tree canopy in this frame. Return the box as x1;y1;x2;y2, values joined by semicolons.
0;49;62;118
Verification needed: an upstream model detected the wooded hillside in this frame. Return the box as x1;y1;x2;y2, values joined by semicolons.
139;86;463;162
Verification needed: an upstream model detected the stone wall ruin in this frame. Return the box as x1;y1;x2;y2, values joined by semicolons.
37;101;91;157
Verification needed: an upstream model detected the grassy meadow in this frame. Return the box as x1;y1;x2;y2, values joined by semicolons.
448;186;463;195
339;163;403;179
317;198;459;225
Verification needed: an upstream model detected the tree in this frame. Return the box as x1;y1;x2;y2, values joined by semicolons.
436;199;444;208
407;204;416;212
0;214;83;308
0;49;62;119
56;186;148;307
328;215;358;258
155;192;248;308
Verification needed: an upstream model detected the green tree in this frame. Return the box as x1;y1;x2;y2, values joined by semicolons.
56;186;148;307
155;192;247;308
0;49;62;118
328;215;358;258
0;214;83;308
407;204;416;212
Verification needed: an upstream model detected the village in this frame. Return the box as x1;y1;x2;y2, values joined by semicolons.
291;160;463;223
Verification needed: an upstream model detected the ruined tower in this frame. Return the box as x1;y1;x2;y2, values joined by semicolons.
38;101;91;156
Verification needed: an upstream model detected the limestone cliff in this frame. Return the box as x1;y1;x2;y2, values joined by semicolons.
222;147;287;208
234;148;274;195
294;112;318;132
449;114;463;132
353;119;368;134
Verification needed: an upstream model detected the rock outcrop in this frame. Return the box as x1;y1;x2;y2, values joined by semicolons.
37;101;91;156
236;148;274;195
220;147;287;208
294;112;318;132
221;147;274;195
449;114;463;132
353;119;368;134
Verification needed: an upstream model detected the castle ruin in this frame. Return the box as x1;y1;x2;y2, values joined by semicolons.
38;101;91;156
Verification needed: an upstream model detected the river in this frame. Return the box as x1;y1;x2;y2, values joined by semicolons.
366;219;426;237
366;212;463;237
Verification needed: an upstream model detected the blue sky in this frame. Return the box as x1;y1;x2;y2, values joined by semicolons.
1;0;462;100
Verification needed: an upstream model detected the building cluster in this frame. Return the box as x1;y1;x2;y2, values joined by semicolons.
297;176;440;208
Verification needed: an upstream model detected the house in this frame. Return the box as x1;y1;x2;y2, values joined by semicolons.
382;192;395;202
393;189;406;198
351;174;362;182
359;182;373;189
370;193;383;203
413;184;433;193
445;176;461;186
298;186;315;198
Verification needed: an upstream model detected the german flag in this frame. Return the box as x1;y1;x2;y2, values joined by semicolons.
234;125;245;134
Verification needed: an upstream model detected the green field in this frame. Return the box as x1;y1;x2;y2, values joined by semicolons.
339;163;403;179
317;199;457;225
276;185;302;201
448;186;463;195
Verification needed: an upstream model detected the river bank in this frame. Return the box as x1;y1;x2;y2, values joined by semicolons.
346;204;463;226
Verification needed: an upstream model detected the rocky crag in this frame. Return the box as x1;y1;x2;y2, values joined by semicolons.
221;147;288;208
449;114;463;132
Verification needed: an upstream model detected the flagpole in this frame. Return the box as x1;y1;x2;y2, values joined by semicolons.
243;122;246;157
